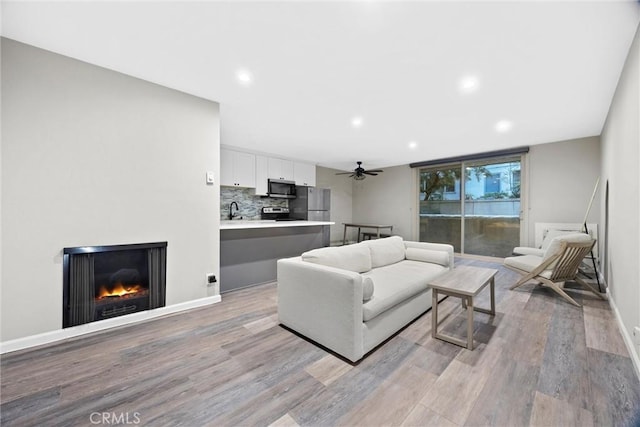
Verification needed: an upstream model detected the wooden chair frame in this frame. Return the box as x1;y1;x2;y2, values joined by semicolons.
508;240;604;307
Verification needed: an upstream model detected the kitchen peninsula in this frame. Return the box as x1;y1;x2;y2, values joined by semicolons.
220;220;334;293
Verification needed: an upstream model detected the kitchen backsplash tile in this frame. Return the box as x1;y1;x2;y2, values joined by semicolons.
221;187;287;220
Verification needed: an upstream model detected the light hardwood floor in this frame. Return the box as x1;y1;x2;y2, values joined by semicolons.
2;258;639;426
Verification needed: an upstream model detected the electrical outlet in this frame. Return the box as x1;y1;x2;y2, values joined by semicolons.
634;326;640;345
207;274;217;287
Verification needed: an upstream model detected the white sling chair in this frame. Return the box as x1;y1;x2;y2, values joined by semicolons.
504;234;604;307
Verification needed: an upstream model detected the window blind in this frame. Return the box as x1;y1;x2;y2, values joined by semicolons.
409;146;529;168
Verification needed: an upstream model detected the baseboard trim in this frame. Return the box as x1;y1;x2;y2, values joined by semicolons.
0;295;221;355
607;288;640;381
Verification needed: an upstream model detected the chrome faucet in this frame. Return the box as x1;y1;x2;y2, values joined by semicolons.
229;201;239;220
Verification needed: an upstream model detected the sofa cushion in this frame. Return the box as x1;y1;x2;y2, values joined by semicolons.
542;233;592;261
541;229;579;250
362;277;374;301
364;236;406;268
405;247;450;267
301;243;372;273
504;254;544;273
362;260;446;321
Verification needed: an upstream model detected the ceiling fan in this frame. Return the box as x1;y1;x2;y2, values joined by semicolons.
336;161;384;180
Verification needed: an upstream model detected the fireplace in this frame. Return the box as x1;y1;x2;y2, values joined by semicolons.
63;242;167;328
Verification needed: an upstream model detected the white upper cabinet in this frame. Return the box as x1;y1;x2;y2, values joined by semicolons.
222;148;315;191
294;161;316;186
220;148;256;188
267;157;294;181
255;155;269;195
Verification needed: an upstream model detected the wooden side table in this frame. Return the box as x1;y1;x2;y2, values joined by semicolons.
429;265;498;350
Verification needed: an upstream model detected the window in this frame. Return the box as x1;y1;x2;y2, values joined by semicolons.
484;173;501;193
416;154;524;257
444;183;456;193
511;170;521;198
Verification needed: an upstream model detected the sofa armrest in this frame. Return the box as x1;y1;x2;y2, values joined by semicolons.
404;241;455;269
277;257;365;362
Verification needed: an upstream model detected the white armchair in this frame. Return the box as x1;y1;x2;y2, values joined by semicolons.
513;229;579;256
505;233;605;306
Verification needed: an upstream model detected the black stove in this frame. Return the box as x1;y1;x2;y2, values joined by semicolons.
261;207;293;221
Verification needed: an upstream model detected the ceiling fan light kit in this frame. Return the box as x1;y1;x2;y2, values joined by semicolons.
336;161;384;180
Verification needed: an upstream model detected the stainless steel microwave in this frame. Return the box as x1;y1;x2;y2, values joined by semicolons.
267;179;297;199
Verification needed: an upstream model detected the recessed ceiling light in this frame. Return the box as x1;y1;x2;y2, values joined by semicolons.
459;75;479;93
236;68;253;86
495;120;513;133
408;141;418;149
351;116;363;128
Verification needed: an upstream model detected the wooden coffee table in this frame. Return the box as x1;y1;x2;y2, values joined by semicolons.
429;265;498;350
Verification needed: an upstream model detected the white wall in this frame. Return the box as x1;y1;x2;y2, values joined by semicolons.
316;166;353;244
600;24;640;365
351;165;416;241
526;136;601;245
1;39;220;342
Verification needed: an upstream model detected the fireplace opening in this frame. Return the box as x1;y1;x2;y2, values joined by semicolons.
63;242;167;328
94;249;150;320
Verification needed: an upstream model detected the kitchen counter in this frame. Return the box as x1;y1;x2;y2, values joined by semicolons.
220;220;334;293
220;220;334;230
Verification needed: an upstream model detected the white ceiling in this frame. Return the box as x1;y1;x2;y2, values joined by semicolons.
2;1;639;171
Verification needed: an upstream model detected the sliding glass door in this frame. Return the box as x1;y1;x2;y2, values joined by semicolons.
418;166;462;252
463;158;521;257
418;156;522;257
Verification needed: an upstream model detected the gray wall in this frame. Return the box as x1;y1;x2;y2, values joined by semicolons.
1;39;220;342
347;138;602;248
351;164;417;241
344;137;600;249
600;25;640;362
526;136;601;245
316;166;354;245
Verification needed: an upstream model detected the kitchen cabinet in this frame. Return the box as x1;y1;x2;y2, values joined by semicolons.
255;155;269;195
220;148;256;188
227;151;315;194
294;161;316;186
257;155;296;194
267;157;294;181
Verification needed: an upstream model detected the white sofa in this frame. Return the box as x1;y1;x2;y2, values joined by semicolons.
277;236;454;362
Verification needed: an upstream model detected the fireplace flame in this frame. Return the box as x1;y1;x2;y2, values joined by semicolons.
97;283;144;299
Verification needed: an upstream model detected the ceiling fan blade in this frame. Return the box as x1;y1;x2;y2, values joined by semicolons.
338;162;384;178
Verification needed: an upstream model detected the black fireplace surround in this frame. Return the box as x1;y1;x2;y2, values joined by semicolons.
63;242;167;328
